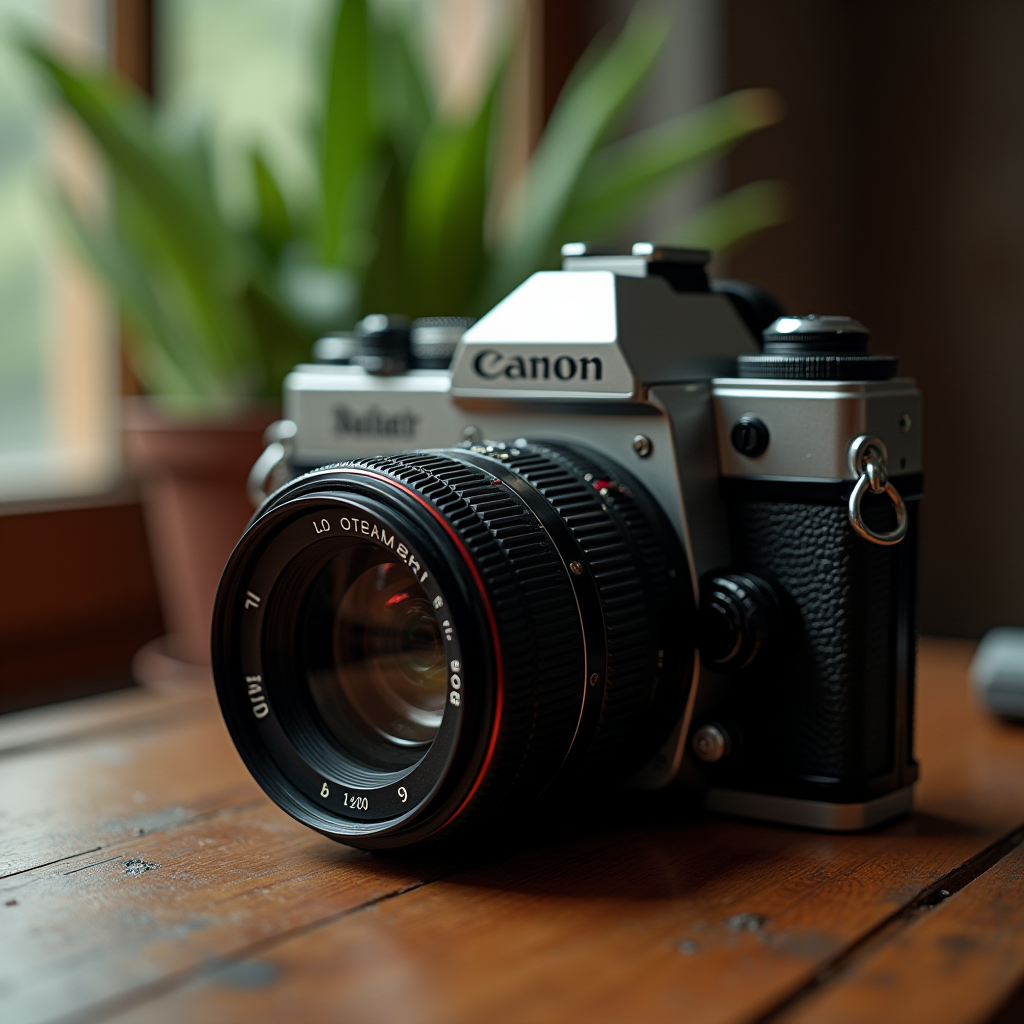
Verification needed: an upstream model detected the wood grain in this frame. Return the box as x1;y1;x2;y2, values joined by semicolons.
103;815;1005;1024
914;639;1024;833
0;803;432;1024
775;835;1024;1024
2;639;1024;1024
0;697;253;879
0;688;200;758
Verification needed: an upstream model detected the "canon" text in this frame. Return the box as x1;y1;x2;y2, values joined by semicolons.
472;350;603;382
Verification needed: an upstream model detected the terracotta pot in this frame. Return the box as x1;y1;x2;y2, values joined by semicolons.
123;398;278;680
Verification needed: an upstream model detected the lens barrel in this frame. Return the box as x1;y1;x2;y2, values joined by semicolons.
212;441;693;848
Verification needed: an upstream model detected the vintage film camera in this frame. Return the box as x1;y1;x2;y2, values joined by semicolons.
212;243;922;849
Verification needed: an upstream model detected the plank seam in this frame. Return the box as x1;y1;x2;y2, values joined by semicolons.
62;856;123;876
0;847;104;881
755;821;1024;1022
51;874;450;1024
0;800;264;882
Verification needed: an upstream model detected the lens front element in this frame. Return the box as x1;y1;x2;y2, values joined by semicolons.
303;551;446;767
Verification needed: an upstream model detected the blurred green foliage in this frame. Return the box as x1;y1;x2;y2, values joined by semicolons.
22;0;783;413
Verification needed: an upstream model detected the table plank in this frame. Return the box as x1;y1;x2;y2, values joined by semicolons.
0;699;255;878
774;833;1024;1024
104;814;1008;1024
0;803;434;1024
913;641;1024;834
4;638;1024;1024
0;688;201;759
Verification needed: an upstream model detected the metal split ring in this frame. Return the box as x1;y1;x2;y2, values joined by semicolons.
247;419;297;508
847;435;907;546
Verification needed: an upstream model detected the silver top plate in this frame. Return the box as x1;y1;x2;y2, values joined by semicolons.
712;377;922;480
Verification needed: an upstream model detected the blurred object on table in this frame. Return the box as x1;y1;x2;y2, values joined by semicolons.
971;628;1024;720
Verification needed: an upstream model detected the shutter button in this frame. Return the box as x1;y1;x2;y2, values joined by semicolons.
731;416;769;458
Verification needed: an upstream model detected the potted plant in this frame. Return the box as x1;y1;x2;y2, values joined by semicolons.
24;0;783;681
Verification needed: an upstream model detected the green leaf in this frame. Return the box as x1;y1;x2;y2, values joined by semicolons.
54;194;223;400
402;57;503;317
111;178;257;390
359;142;406;316
240;282;317;391
22;44;240;280
114;183;263;395
250;149;291;259
163;117;221;218
318;0;374;265
371;7;434;169
559;88;782;241
669;180;790;253
481;6;669;306
22;42;260;394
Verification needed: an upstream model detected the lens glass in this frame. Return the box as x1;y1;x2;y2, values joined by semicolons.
299;544;447;769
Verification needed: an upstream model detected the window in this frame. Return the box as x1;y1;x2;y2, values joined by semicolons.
158;0;334;229
0;0;117;501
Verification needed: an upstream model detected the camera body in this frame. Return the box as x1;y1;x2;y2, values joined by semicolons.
255;244;921;831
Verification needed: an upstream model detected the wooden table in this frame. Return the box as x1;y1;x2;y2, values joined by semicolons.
3;638;1024;1024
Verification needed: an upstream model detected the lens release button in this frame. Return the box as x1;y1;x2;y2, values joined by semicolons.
698;573;784;671
731;416;770;458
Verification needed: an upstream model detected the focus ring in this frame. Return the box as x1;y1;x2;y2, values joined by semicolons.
468;441;693;777
346;452;586;832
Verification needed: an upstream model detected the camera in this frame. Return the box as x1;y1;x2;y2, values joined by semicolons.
212;243;922;849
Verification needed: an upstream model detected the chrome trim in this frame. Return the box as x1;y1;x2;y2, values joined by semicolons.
247;419;297;508
706;785;914;831
630;651;702;789
847;433;888;477
848;470;908;546
712;377;921;481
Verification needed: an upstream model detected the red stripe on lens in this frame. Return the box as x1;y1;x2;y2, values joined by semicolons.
337;469;503;833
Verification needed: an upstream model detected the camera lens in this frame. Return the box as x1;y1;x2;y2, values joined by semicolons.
302;550;446;766
212;442;694;848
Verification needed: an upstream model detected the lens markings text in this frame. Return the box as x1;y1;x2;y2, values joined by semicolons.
449;659;462;707
337;516;429;581
245;675;269;718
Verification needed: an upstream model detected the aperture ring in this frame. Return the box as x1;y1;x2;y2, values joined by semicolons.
444;448;608;765
462;441;694;777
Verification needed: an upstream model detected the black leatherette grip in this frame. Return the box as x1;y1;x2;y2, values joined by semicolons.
717;477;920;802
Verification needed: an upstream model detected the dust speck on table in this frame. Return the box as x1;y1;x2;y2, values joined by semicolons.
123;858;161;877
727;912;766;933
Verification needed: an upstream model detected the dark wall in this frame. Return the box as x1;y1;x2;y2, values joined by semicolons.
725;0;1024;637
0;502;163;713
